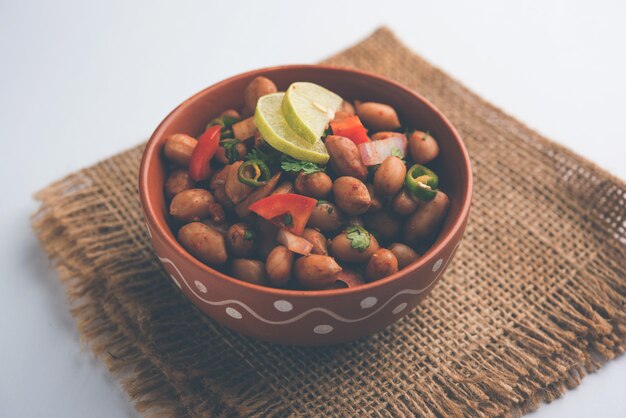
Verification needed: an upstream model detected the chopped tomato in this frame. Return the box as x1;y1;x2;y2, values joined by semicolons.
189;125;221;181
248;193;317;235
330;115;370;145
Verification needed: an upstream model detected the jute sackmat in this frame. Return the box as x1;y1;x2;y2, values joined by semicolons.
32;28;626;417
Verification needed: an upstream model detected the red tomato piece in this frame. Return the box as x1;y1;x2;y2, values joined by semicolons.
248;193;317;235
330;115;370;145
189;125;221;181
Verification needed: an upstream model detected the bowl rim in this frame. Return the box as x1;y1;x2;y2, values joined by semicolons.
139;64;473;298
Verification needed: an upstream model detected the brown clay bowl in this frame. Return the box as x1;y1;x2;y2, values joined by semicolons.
139;65;472;346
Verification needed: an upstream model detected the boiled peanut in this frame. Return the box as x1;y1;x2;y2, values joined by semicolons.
265;245;294;287
294;171;332;199
365;249;398;281
366;184;383;213
165;169;196;199
374;156;406;197
163;134;197;166
330;228;380;263
271;181;294;195
355;102;401;131
371;131;405;141
325;135;368;180
333;176;371;215
230;259;267;285
226;223;255;257
364;211;402;243
169;188;214;223
404;191;450;244
244;76;278;111
333;269;365;288
294;255;342;290
307;201;345;231
388;243;420;269
409;130;440;164
392;189;420;216
302;228;328;255
225;161;253;204
178;222;227;266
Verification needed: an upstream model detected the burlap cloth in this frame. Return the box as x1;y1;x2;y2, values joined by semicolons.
32;28;626;417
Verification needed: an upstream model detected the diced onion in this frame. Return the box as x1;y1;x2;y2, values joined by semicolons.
358;134;407;166
277;229;313;256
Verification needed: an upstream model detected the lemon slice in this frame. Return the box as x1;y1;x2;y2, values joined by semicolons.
282;82;343;144
255;93;329;164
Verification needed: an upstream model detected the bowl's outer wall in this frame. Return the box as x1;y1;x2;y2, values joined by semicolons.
140;66;472;346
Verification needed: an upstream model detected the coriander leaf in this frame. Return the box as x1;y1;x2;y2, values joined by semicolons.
221;139;239;163
345;225;371;252
280;156;325;175
243;229;255;240
245;147;281;166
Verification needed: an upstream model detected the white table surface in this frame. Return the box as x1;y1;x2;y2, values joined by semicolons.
1;1;625;417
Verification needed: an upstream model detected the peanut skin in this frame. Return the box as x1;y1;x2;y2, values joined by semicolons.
333;176;371;215
163;134;197;166
178;222;227;266
404;191;450;244
389;243;420;269
230;259;267;285
355;102;401;131
294;171;332;199
365;249;399;282
165;169;196;199
294;255;342;290
307;201;345;232
226;223;255;258
330;230;380;263
265;245;294;287
302;228;329;255
325;135;368;180
374;156;406;197
169;188;215;223
244;76;278;111
409;130;440;164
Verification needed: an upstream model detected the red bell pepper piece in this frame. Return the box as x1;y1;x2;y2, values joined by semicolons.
189;125;221;181
330;116;370;145
248;193;317;236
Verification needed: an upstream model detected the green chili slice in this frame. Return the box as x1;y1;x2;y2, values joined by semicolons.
237;160;271;187
405;164;439;201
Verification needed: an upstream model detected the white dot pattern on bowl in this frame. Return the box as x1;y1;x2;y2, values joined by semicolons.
432;258;443;272
393;302;408;314
226;307;242;319
313;324;333;334
273;300;293;312
360;297;378;309
194;280;207;293
169;274;181;289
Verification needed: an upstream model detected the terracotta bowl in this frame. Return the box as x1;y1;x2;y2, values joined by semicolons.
139;65;472;346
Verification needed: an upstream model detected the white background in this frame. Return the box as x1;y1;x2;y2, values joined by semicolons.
1;1;625;417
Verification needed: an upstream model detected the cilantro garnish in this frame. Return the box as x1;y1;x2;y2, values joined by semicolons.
345;225;371;252
280;156;325;175
243;229;254;240
245;147;281;166
221;139;239;163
